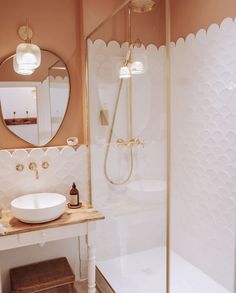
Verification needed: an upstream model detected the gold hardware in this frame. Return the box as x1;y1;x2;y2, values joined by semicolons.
16;164;24;172
129;0;156;13
42;161;49;169
18;25;33;42
116;138;144;147
28;162;39;179
131;39;142;48
100;109;109;126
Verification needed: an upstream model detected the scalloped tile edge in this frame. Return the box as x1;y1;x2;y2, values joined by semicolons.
88;17;235;49
87;38;165;52
0;145;88;158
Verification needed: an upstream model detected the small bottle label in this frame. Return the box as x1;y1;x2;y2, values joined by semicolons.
70;194;78;206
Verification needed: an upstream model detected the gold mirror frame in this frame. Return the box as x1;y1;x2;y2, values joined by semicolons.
0;49;71;147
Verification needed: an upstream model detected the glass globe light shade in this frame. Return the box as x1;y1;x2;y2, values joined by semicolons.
13;55;35;75
16;43;41;69
119;65;131;79
131;61;144;75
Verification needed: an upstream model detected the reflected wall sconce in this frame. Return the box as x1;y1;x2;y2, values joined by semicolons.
13;21;41;75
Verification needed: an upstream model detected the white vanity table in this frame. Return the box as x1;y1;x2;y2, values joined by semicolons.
0;205;104;293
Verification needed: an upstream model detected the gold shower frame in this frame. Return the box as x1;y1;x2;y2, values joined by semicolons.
84;1;171;292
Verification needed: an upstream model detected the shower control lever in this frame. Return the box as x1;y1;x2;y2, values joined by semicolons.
116;138;144;147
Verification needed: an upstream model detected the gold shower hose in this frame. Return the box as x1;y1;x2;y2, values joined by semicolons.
104;78;134;185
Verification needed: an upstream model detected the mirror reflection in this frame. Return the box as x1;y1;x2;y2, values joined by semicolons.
0;50;70;146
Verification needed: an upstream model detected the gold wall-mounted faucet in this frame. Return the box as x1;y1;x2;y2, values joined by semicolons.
29;162;39;179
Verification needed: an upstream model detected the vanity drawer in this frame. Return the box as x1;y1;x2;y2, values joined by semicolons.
17;223;87;246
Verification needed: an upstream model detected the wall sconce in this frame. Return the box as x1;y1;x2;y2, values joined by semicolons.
14;22;41;75
119;45;145;79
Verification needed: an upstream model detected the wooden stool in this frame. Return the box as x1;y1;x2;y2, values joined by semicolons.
10;257;75;293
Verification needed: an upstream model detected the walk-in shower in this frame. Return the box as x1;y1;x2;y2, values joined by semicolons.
87;0;236;292
87;0;167;291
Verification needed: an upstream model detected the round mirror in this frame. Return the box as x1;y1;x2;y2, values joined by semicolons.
0;50;70;146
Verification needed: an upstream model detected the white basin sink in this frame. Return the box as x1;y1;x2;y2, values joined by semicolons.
11;193;66;224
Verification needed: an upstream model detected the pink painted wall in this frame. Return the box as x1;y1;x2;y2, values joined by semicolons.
83;0;125;37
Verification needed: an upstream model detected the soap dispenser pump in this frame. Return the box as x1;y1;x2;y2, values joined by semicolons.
69;182;79;206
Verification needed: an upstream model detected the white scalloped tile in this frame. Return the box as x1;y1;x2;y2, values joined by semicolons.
220;18;235;33
45;147;60;158
29;148;45;158
0;146;89;209
12;149;28;160
107;40;121;50
0;150;12;160
207;23;220;39
196;29;207;42
171;17;236;291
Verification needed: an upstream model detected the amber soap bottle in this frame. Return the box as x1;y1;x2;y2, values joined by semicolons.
69;182;79;206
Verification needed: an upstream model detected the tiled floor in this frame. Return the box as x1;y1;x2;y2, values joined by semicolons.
97;247;230;293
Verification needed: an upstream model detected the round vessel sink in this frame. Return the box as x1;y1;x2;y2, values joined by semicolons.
11;193;66;224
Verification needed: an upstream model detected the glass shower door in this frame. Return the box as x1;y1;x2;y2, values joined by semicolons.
86;1;168;292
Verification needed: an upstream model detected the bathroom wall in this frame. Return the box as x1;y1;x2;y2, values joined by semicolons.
82;0;125;37
0;0;84;149
88;39;166;260
0;146;89;292
171;18;236;291
171;0;236;41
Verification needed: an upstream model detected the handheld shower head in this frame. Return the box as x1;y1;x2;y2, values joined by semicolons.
129;0;156;13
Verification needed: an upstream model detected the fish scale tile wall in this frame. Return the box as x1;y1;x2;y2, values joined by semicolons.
171;17;236;291
0;145;89;209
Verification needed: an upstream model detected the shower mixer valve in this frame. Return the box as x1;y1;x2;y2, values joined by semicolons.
116;138;144;147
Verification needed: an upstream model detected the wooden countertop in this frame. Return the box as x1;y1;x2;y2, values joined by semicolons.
0;204;105;237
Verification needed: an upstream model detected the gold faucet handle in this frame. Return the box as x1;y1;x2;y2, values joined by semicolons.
116;138;126;146
42;161;49;169
29;162;37;171
132;138;145;147
137;138;144;147
16;164;24;172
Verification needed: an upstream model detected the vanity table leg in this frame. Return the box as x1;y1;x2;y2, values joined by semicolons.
87;222;96;293
0;262;2;293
